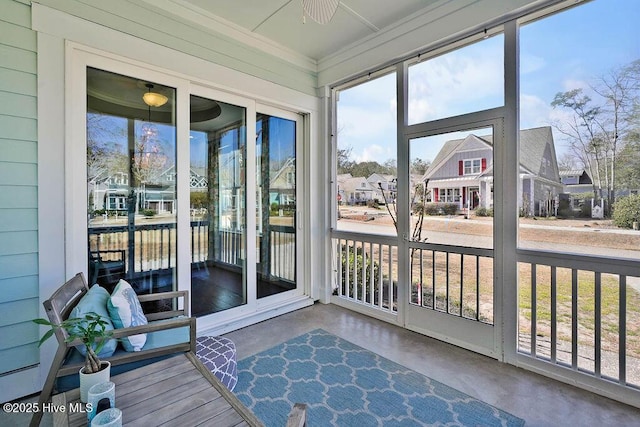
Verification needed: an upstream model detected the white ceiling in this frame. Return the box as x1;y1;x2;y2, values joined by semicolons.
167;0;437;61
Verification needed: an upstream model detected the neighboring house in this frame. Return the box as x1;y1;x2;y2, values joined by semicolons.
90;166;209;215
269;157;296;206
341;176;376;205
367;173;397;203
560;169;593;194
336;173;353;204
560;169;640;210
423;126;563;215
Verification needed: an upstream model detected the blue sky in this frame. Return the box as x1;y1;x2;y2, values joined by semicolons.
337;0;640;168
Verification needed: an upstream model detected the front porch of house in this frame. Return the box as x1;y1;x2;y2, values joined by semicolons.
3;0;640;422
4;303;638;426
227;304;640;425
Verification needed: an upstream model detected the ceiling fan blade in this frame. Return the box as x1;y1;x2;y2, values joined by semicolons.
302;0;340;25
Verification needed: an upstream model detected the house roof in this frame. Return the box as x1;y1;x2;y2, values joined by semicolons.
341;176;375;192
520;126;557;177
336;173;353;183
270;157;295;185
559;169;588;177
424;134;492;179
424;126;558;181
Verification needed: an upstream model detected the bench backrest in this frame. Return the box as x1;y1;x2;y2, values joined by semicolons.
43;273;89;345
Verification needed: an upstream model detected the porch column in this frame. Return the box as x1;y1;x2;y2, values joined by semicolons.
529;178;535;216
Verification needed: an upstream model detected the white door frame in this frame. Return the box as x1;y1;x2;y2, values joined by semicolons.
402;115;505;359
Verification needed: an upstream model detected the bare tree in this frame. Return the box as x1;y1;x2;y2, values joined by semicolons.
557;152;578;171
551;59;640;212
377;180;428;259
132;124;167;186
592;59;640;207
551;89;604;199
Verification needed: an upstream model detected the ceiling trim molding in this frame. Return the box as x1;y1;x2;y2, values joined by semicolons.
134;0;318;72
339;3;379;32
317;0;467;74
317;0;558;87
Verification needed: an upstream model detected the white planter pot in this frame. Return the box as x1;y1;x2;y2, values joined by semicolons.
79;361;111;403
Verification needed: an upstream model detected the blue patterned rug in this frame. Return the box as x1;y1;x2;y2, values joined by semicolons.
234;329;524;426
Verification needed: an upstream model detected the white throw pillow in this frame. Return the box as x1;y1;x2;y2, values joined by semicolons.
107;279;148;351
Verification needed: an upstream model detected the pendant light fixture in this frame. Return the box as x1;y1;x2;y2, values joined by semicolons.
142;83;168;108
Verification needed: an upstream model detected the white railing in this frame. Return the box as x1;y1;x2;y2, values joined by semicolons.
517;249;640;388
408;242;494;324
332;231;398;313
90;222;295;282
330;226;640;396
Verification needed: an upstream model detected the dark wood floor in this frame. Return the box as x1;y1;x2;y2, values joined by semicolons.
91;263;295;317
191;264;295;316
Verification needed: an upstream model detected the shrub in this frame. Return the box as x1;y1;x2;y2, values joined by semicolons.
366;199;379;208
423;203;440;216
612;194;640;229
190;191;208;209
475;207;493;217
420;202;458;216
141;209;156;217
336;244;380;303
442;203;458;216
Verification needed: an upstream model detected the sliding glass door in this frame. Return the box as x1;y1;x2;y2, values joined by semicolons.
86;67;177;297
256;112;299;299
190;94;247;316
82;62;303;322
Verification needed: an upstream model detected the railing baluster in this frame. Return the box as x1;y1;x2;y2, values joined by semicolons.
389;245;395;311
161;227;165;269
377;243;383;309
445;252;450;314
475;255;480;321
595;271;601;377
337;239;343;297
431;250;436;310
619;275;627;385
531;263;537;358
369;242;374;305
551;265;557;364
571;268;578;370
386;244;391;310
459;254;464;318
191;223;195;263
345;241;351;298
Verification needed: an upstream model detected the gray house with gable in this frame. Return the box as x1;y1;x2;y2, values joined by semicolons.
423;126;563;215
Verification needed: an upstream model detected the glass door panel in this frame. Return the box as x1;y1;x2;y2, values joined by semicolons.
86;67;177;300
190;94;247;316
256;113;297;298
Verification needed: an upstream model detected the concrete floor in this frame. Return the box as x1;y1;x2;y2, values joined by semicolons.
5;302;640;426
226;303;640;427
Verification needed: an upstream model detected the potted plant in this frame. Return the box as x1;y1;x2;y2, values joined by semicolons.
34;312;114;402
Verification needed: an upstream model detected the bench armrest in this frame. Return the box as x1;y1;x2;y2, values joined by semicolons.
138;290;190;320
66;316;195;348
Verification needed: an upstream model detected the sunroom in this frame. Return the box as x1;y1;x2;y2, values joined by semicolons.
1;0;640;424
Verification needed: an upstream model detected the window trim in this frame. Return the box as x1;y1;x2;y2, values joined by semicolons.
464;158;482;175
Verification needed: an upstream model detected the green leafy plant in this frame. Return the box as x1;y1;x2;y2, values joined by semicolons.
612;194;640;229
34;312;113;374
